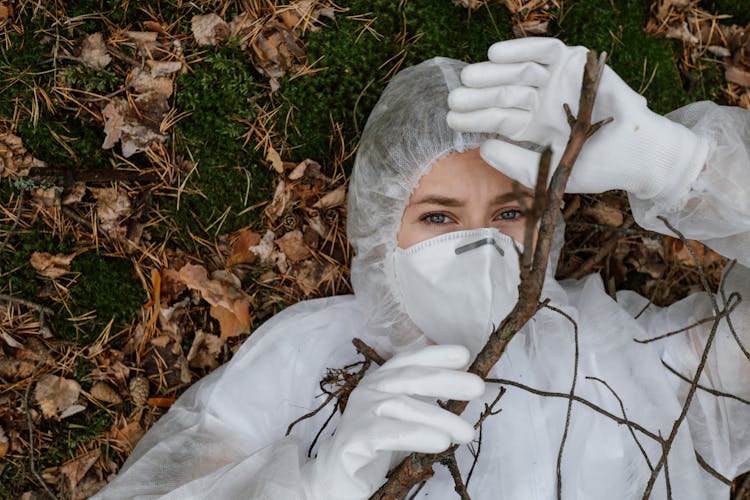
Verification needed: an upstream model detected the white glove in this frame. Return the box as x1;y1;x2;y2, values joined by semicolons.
447;37;710;203
301;345;485;500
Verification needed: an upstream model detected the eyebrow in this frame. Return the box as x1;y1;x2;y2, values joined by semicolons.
411;192;532;207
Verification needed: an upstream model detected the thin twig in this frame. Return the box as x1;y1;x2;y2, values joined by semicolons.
663;438;672;500
694;451;732;486
286;393;335;436
0;294;55;316
308;403;338;458
353;337;386;366
586;376;654;471
660;359;750;406
633;315;718;344
658;217;721;315
466;388;505;488
485;378;662;443
716;261;750;363
544;304;580;500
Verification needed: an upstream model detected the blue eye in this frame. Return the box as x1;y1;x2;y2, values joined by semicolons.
498;209;523;221
424;213;450;224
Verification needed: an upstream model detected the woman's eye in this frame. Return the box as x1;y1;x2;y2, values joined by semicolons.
423;213;450;224
497;209;523;221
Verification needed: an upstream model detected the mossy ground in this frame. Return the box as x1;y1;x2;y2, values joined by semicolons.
0;0;745;497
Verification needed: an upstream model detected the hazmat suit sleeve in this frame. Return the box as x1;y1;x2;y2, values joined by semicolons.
91;296;361;499
622;101;750;480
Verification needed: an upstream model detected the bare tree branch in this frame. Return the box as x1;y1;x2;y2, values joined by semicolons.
441;453;471;500
642;217;743;499
369;48;613;500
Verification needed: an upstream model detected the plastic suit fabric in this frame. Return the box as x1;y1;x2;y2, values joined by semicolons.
93;57;750;499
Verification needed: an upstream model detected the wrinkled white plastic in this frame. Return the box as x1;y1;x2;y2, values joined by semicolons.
93;54;750;500
394;228;521;357
447;37;710;205
301;345;483;500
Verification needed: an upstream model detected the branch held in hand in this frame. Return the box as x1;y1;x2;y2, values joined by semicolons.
368;49;613;500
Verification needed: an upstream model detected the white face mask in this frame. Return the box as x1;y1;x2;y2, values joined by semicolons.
393;228;521;357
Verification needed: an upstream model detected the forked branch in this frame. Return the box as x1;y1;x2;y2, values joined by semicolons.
367;50;612;500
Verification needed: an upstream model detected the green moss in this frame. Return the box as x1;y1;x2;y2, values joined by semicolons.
53;253;143;344
175;48;264;150
164;47;273;243
276;1;515;170
60;65;121;94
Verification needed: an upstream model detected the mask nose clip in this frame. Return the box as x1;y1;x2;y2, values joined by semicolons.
455;237;505;256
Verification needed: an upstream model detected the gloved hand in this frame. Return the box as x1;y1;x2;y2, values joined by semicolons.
447;37;710;203
301;345;485;500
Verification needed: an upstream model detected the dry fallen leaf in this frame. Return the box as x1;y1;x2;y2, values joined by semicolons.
62;182;87;205
90;186;131;241
98;36;182;157
128;376;149;407
79;33;111;69
249;19;306;89
276;229;310;262
0;355;39;380
265;180;289;221
89;349;130;385
296;259;337;296
0;131;36;178
249;229;277;265
266;145;284;173
0;3;10;23
726;65;750;88
29;186;59;209
628;237;667;279
227;229;262;267
178;264;252;340
191;13;230;46
0;424;8;459
106;417;145;451
583;202;624;227
34;374;82;420
664;237;724;268
30;252;76;279
90;381;123;404
60;449;100;491
313;183;346;209
187;329;223;370
278;0;336;32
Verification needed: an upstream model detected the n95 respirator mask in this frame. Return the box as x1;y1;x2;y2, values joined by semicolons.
394;228;522;357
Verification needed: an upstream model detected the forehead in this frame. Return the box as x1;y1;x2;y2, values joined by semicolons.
412;149;519;198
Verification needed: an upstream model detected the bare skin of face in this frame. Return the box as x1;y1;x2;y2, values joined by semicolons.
397;148;533;249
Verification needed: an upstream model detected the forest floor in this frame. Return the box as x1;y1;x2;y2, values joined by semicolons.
0;0;749;498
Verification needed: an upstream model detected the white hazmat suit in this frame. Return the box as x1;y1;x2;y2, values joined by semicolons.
94;40;750;499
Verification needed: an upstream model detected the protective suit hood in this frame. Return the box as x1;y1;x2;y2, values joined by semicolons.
347;57;562;354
